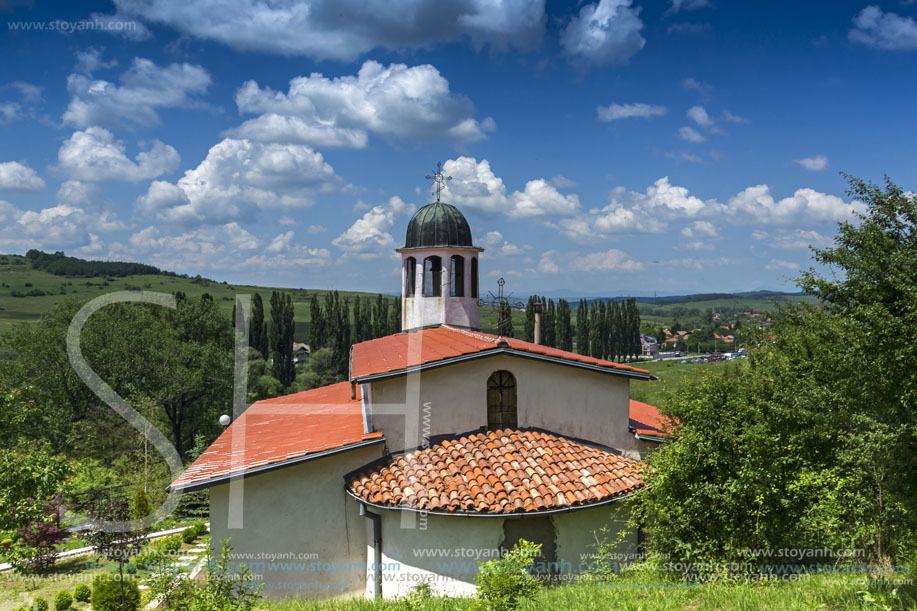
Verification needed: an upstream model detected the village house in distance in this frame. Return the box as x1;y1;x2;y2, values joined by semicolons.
168;167;668;600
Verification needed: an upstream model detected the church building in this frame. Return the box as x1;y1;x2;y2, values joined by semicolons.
168;174;668;599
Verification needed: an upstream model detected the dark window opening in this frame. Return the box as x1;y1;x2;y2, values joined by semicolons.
471;257;479;299
405;257;416;297
450;255;465;297
502;516;557;579
423;256;442;297
487;370;517;430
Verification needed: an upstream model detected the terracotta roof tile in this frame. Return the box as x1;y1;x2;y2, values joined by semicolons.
629;399;671;439
169;381;382;491
350;325;649;381
347;429;643;514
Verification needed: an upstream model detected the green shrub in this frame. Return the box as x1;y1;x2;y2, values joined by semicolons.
474;539;543;611
31;597;48;611
53;590;72;610
156;534;181;552
91;576;140;611
73;584;90;602
181;526;198;544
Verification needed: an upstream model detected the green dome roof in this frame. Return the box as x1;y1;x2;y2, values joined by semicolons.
403;202;474;249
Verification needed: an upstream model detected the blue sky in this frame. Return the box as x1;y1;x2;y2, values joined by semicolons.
1;0;915;295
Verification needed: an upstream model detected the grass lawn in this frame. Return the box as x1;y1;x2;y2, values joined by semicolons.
260;573;916;610
0;531;210;611
631;359;736;408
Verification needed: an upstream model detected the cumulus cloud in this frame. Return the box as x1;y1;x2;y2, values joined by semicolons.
63;57;211;128
0;200;125;252
722;110;748;123
101;0;545;61
764;258;799;271
682;77;712;97
226;61;494;147
727;185;865;225
74;48;119;74
849;5;917;50
677;126;706;142
332;196;412;253
480;230;524;255
57;127;179;183
0;161;45;191
442;157;580;218
560;0;645;66
793;154;829;171
538;248;642;273
596;102;666;121
136;138;340;225
751;229;832;249
680;220;719;250
669;0;710;12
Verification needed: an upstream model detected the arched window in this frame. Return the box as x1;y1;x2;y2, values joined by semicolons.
471;257;479;299
487;370;517;430
423;256;442;297
404;257;416;297
450;255;464;297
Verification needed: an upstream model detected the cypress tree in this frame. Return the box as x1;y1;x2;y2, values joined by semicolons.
497;302;514;337
544;299;556;348
589;302;602;358
269;291;295;386
524;296;536;342
556;299;572;352
309;294;324;349
250;293;266;357
353;296;364;343
576;299;589;355
387;299;400;335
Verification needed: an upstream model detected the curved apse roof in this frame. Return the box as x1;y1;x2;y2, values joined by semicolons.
403;202;475;249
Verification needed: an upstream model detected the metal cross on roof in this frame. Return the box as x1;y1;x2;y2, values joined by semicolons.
425;161;452;203
478;278;524;335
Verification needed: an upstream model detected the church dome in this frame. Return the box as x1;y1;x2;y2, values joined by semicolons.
403;202;474;249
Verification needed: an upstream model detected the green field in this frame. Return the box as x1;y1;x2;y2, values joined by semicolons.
0;254;392;341
630;358;735;407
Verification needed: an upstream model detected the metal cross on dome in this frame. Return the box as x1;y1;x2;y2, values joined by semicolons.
425;161;452;203
478;278;524;335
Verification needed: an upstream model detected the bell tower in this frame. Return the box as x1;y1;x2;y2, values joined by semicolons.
396;163;483;331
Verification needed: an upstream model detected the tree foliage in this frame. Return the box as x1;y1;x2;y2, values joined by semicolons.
634;176;917;569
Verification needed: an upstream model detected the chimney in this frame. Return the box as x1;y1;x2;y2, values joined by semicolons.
533;301;543;345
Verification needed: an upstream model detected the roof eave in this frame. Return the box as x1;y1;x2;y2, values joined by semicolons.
167;436;386;494
352;347;653;384
345;487;641;518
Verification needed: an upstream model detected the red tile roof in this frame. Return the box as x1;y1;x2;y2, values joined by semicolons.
168;382;383;491
350;325;650;381
629;399;670;439
347;429;644;514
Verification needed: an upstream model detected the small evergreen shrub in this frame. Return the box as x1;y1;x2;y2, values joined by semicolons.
91;576;140;611
181;526;198;544
53;590;72;610
73;584;91;602
474;539;543;611
31;597;48;611
157;534;181;552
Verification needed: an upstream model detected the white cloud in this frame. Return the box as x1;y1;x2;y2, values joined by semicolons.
442;157;579;218
687;105;713;128
751;229;831;249
538;250;561;274
849;5;917;50
74;48;118;74
764;258;799;271
136;138;340;224
571;249;643;272
793;154;829;171
11;82;42;104
678;126;706;142
509;179;580;218
57;127;179;183
597;102;666;121
56;180;98;207
727;185;865;225
88;12;152;41
266;231;295;253
682;77;712;97
0;161;45;191
0;200;125;252
226;61;494;147
307;224;327;234
332;196;412;252
63;57;211;128
551;175;576;188
103;0;545;61
680;220;718;239
670;0;710;12
560;0;645;66
480;230;523;255
722;110;748;123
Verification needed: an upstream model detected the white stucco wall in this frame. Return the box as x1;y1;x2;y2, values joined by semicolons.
400;247;480;330
367;510;505;599
208;443;384;599
369;354;637;457
365;501;637;599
